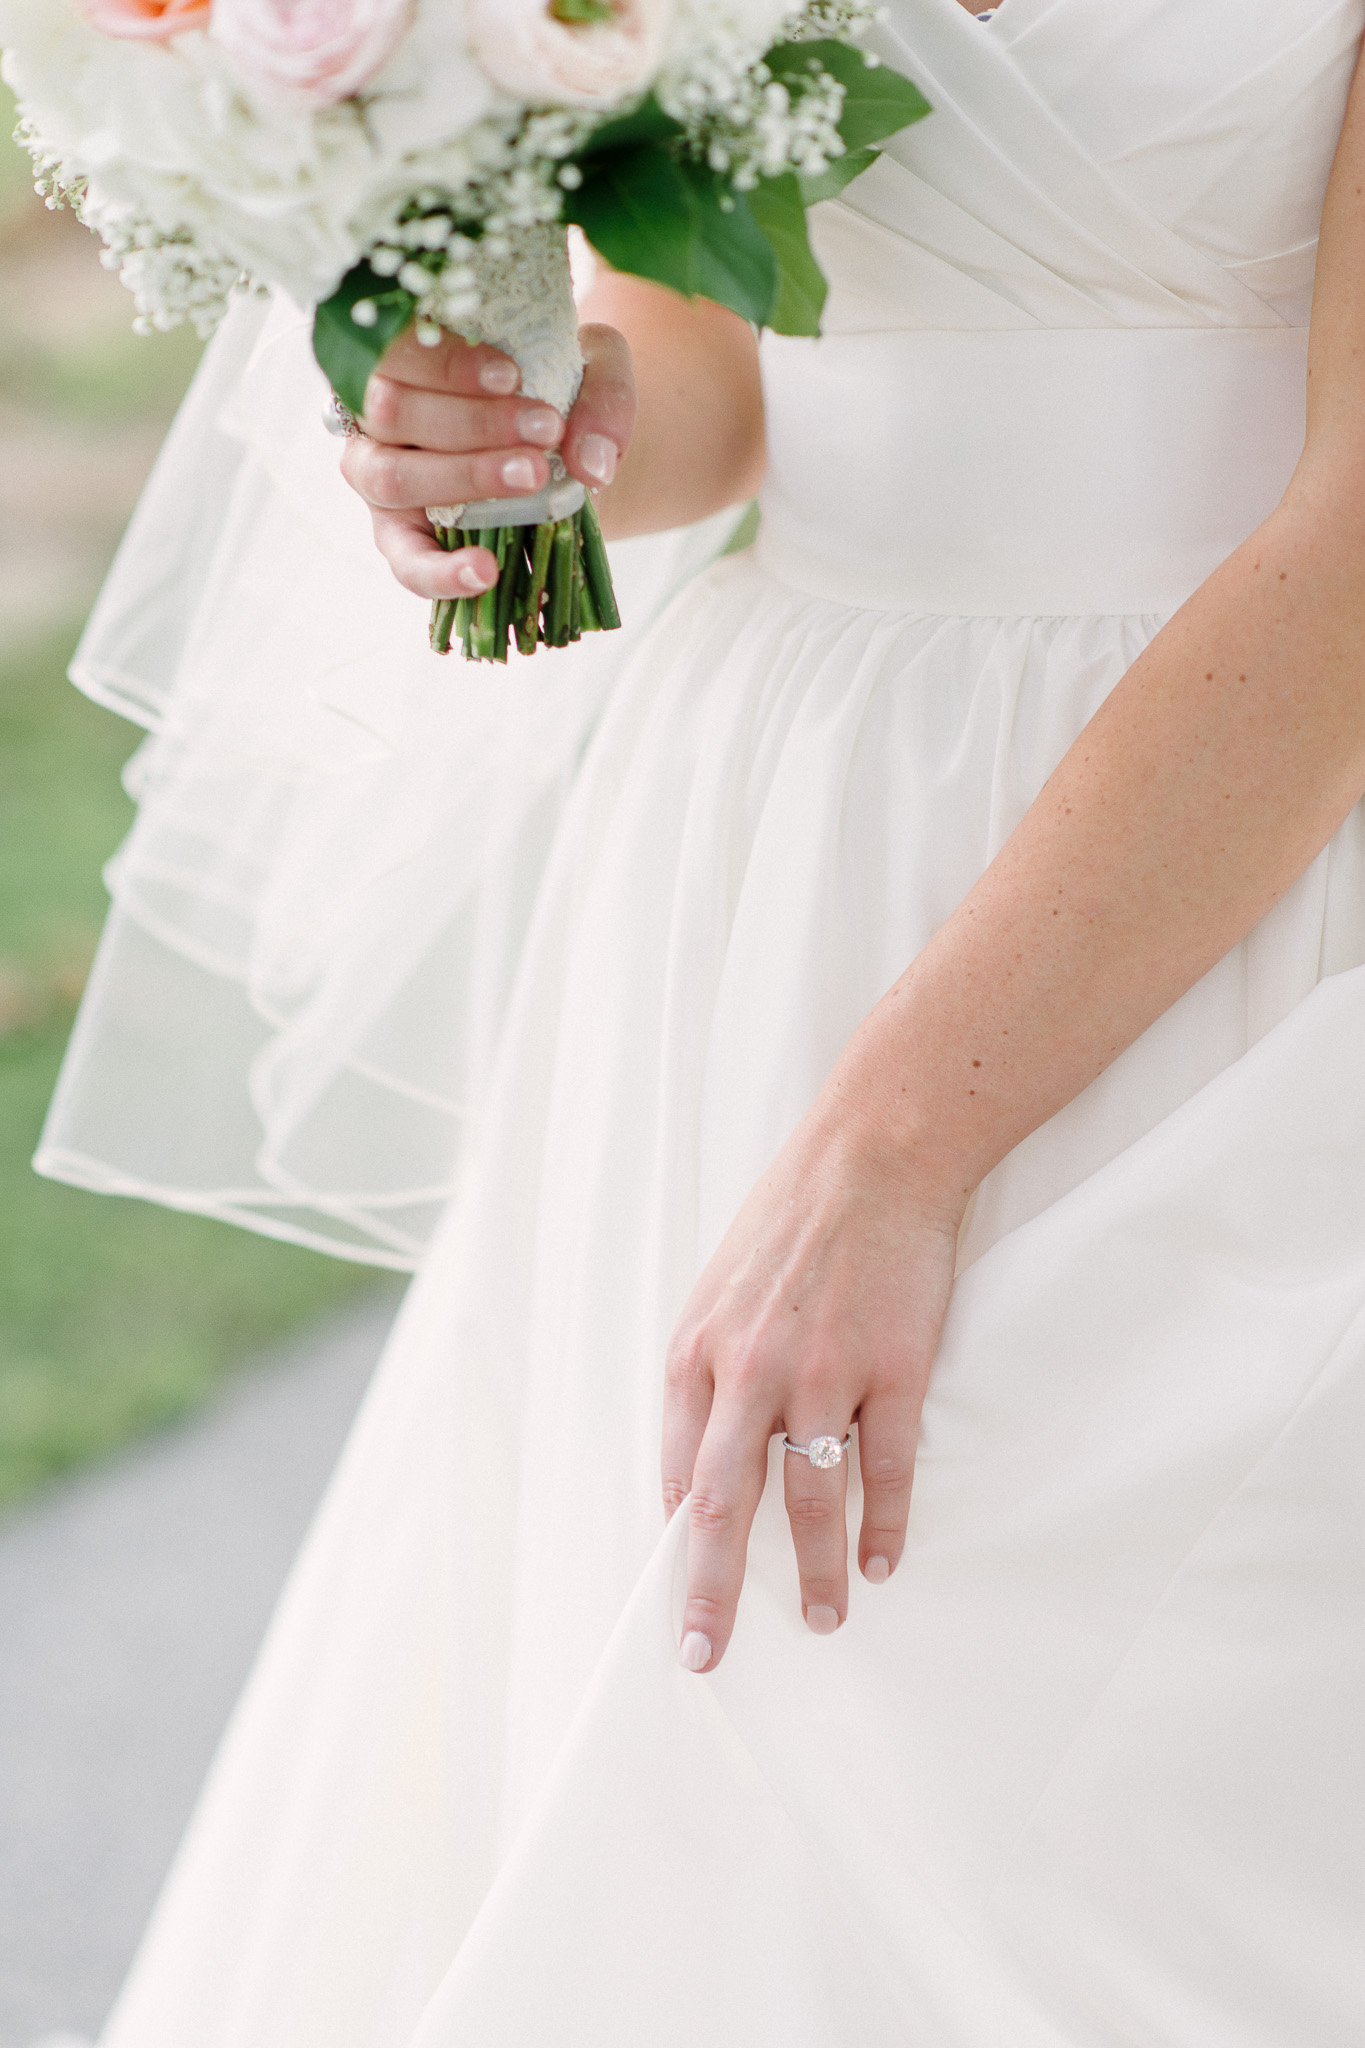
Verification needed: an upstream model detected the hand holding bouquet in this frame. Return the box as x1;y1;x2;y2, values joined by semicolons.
1;0;928;661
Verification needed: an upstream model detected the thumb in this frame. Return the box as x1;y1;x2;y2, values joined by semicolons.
562;322;636;490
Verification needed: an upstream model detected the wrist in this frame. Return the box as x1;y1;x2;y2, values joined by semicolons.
815;983;1010;1223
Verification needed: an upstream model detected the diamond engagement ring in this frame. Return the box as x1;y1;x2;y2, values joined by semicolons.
782;1433;853;1470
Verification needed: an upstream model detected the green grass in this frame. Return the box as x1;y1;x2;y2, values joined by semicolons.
0;302;205;421
0;621;394;1512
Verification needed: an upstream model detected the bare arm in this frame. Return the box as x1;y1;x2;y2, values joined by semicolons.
839;55;1365;1198
575;269;765;538
664;52;1365;1672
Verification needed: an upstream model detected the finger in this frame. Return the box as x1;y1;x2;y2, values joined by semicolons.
661;1325;713;1523
855;1389;919;1586
376;327;521;398
783;1423;850;1634
341;436;550;512
680;1397;771;1674
368;507;498;601
561;322;636;491
360;376;563;457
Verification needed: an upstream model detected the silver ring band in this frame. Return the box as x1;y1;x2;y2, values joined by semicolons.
782;1432;852;1470
323;394;362;439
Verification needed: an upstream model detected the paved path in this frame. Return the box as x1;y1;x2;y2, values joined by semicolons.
0;1295;401;2048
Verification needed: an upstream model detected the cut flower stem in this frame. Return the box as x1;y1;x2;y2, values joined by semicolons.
428;494;620;664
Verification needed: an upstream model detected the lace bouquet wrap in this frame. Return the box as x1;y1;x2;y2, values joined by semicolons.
1;0;927;663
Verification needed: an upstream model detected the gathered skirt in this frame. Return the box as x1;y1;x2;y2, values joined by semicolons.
76;539;1365;2047
37;294;1365;2048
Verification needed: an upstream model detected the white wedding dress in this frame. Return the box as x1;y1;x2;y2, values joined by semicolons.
35;0;1365;2041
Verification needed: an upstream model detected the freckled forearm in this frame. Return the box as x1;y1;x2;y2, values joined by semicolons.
830;503;1365;1197
829;40;1365;1198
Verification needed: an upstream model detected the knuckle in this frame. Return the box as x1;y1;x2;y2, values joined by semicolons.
369;513;399;567
369;450;408;506
718;1337;770;1399
860;1450;915;1496
786;1491;840;1533
372;523;425;595
362;374;403;434
581;357;631;404
688;1489;737;1538
601;373;637;418
661;1478;690;1517
684;1591;729;1631
440;338;479;388
664;1326;706;1392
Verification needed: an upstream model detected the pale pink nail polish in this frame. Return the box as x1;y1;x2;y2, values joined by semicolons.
454;561;489;593
500;454;537;491
479;358;518;394
517;407;561;447
864;1555;891;1585
805;1604;840;1636
680;1630;712;1672
577;433;617;485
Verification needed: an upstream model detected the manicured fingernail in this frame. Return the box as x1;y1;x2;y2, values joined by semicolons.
680;1630;712;1672
517;406;561;446
454;560;491;593
805;1604;840;1636
479;358;518;394
577;432;617;485
864;1555;890;1585
500;453;537;490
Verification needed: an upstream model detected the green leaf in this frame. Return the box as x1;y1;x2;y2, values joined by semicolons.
798;143;879;206
313;262;415;415
766;38;931;153
551;0;613;19
577;92;684;159
565;144;778;325
747;173;826;336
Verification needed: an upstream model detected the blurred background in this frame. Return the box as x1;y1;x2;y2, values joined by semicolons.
0;84;400;2048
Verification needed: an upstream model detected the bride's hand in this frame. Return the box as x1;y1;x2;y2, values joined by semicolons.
339;321;635;600
663;1061;967;1673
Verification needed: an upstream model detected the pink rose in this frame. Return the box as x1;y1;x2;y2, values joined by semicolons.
210;0;415;106
468;0;672;110
77;0;213;38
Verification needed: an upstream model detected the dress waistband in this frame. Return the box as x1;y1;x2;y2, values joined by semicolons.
754;327;1308;618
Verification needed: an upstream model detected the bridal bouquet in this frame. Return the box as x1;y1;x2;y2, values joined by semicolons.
0;0;927;662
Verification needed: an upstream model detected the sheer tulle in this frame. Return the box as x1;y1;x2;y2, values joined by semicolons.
37;292;739;1262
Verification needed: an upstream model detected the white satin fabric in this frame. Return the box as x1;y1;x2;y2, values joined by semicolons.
55;0;1365;2043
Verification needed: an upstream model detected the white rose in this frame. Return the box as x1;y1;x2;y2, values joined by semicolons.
467;0;673;111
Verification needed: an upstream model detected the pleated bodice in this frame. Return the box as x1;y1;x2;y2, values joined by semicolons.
758;0;1364;614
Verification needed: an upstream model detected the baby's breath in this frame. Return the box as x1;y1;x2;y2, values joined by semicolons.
659;16;849;188
14;108;244;336
10;0;875;348
786;0;889;39
352;106;595;336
